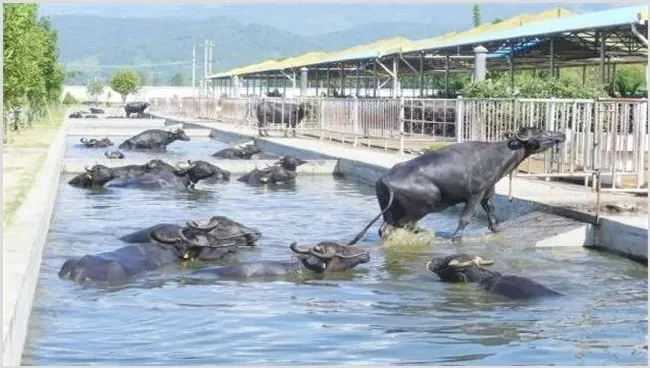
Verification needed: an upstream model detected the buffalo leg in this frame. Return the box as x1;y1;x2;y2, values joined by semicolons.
481;191;502;233
451;195;483;243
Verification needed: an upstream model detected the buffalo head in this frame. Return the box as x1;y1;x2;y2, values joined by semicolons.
290;242;370;273
169;128;191;142
505;126;566;154
149;226;236;261
277;156;307;171
68;164;118;188
185;215;262;247
426;253;495;283
177;160;231;186
104;150;125;159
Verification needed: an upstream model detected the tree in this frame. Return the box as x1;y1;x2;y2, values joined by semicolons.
3;3;64;130
109;69;141;102
86;78;105;103
472;5;481;27
170;73;184;86
492;17;504;24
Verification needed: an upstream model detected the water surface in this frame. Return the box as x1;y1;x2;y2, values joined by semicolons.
23;171;647;365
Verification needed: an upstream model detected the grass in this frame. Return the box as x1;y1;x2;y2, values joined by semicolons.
3;105;66;226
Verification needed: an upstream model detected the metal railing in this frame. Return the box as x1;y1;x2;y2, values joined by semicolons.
149;95;648;193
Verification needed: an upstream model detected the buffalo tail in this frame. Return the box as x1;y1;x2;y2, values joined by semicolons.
347;188;394;246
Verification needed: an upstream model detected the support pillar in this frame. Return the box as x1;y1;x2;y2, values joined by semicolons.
419;52;424;97
473;45;488;82
300;67;308;96
392;56;399;98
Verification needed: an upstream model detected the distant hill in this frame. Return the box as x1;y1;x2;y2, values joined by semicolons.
46;3;620;85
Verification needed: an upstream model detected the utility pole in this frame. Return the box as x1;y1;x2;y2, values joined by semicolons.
203;39;209;96
192;44;196;95
208;40;214;97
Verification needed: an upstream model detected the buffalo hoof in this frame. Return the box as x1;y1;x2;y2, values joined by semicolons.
490;224;504;233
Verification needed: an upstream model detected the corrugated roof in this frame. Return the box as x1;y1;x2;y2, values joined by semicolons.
210;5;647;79
411;4;647;53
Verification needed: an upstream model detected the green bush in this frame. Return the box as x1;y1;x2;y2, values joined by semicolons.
461;74;608;99
62;92;78;105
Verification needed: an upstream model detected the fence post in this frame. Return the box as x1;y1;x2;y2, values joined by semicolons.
636;101;648;188
319;97;325;140
456;96;464;143
352;96;359;147
399;96;405;154
544;98;555;180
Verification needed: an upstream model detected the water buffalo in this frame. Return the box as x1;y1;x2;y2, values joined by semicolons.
426;254;562;300
256;98;313;137
68;159;230;190
104;150;125;159
189;241;370;280
120;216;262;249
80;137;114;148
68;112;83;119
118;128;190;151
58;229;239;284
211;139;263;159
89;107;105;114
348;126;567;245
85;114;98;119
124;101;149;118
237;156;306;185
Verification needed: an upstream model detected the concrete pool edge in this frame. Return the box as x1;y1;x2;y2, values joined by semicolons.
3;120;69;366
155;113;647;264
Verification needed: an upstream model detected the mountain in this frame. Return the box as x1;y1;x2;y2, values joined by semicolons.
44;3;624;85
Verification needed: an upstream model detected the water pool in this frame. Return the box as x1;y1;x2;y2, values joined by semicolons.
23;169;647;365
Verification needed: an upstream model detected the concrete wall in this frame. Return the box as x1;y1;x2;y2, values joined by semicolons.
62;85;195;103
3;121;69;366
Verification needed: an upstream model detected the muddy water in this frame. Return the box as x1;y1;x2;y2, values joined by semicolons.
22;166;647;365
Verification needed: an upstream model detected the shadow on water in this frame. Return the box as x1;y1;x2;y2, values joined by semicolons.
22;159;648;365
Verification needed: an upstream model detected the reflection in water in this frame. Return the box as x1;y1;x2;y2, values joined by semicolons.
22;173;648;366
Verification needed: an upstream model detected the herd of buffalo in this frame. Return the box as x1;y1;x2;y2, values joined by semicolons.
61;107;569;300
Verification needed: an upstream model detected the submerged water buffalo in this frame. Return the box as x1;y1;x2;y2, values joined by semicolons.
89;107;105;114
80;137;114;148
68;159;230;190
118;128;190;151
426;254;562;300
58;229;239;284
348;126;567;245
124;101;149;118
237;156;307;185
211;139;263;159
189;242;370;280
120;216;262;249
256;99;313;137
104;150;125;159
68;112;83;119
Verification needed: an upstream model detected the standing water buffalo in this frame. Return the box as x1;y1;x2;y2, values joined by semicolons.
426;253;562;300
237;156;307;185
348;126;567;245
58;229;240;284
118;128;190;151
256;98;313;137
124;101;149;118
119;216;262;250
80;137;114;148
104;150;125;159
68;159;230;190
89;107;105;114
189;242;370;280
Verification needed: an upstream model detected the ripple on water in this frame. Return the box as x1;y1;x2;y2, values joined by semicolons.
22;172;648;366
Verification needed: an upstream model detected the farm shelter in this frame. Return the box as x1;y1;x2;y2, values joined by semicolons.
207;5;648;98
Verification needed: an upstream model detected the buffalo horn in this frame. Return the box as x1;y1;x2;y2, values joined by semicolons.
515;128;532;142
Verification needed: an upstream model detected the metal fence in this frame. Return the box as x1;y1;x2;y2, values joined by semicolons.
149;95;648;192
